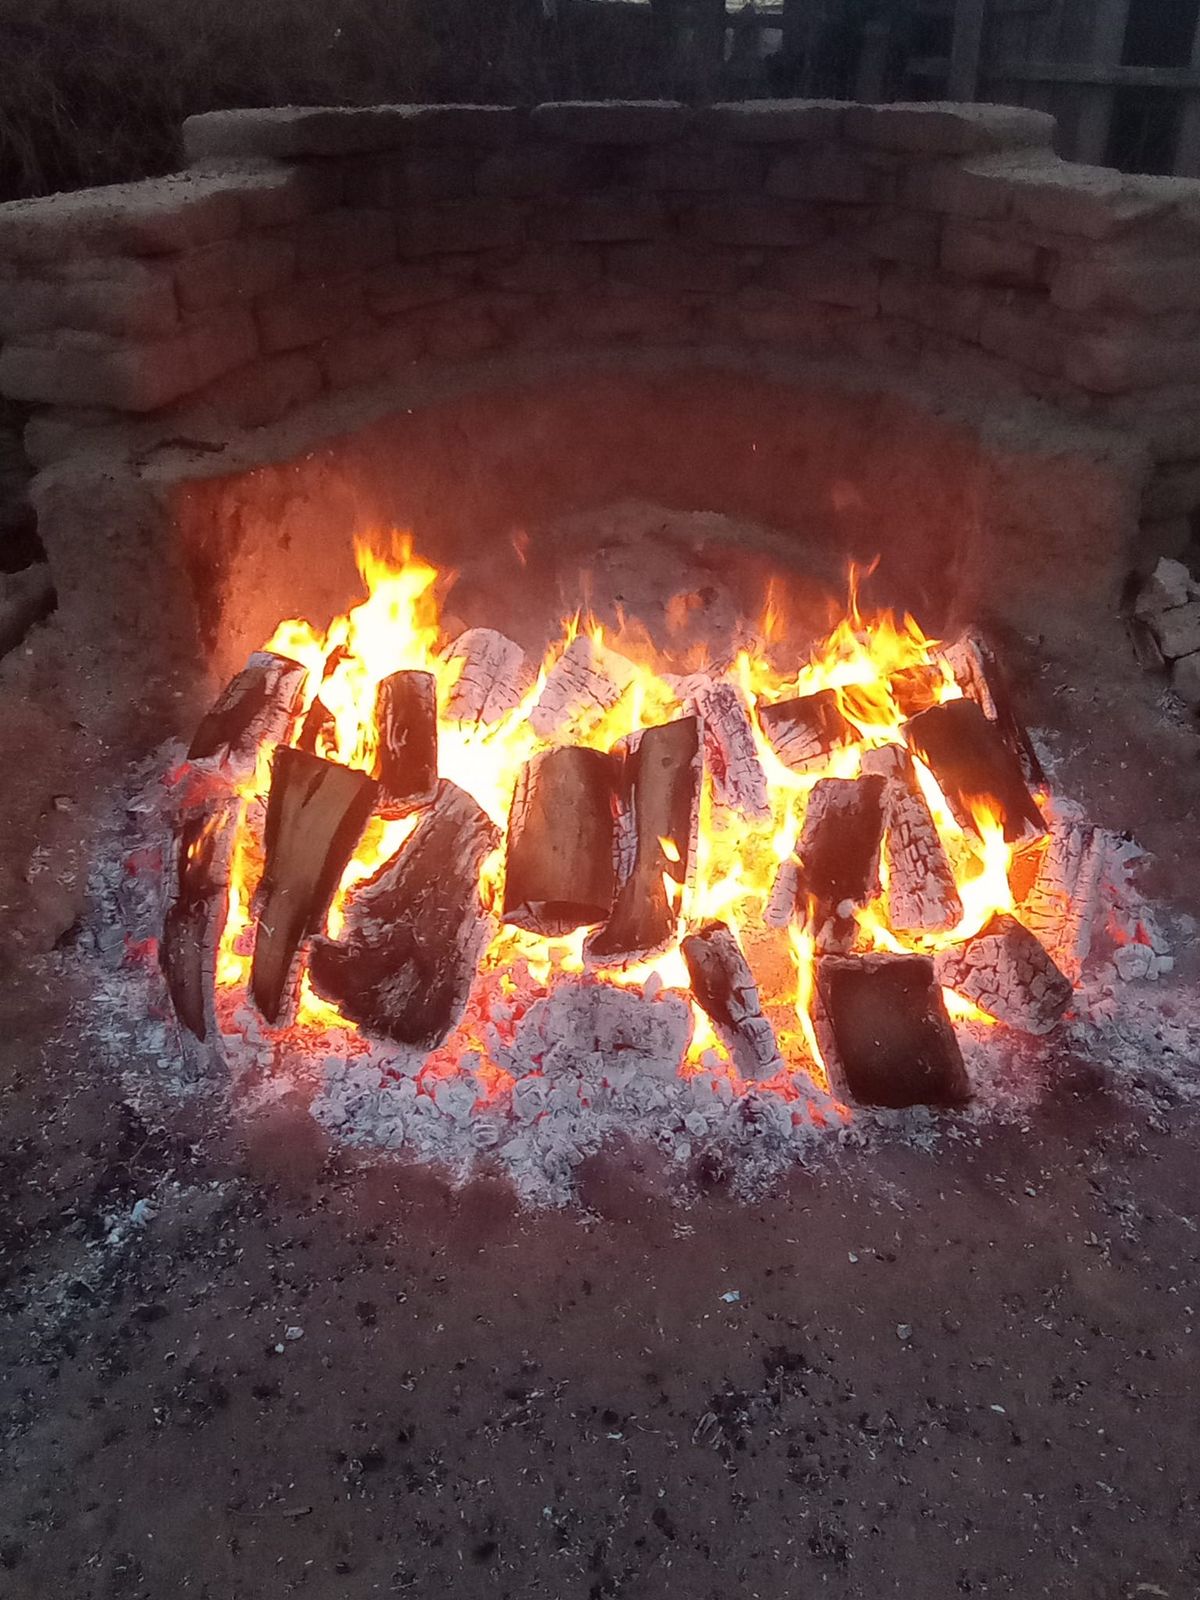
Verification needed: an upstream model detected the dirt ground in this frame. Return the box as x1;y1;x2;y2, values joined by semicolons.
1;945;1198;1600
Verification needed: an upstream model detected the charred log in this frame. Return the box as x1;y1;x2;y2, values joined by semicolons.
791;775;886;952
586;716;701;966
903;699;1046;848
502;746;619;936
933;913;1072;1035
940;631;1045;787
889;661;944;719
529;634;636;740
296;695;335;756
693;681;770;820
815;953;971;1108
309;781;499;1050
861;745;961;934
764;857;801;929
188;651;306;779
1018;820;1107;982
375;670;438;814
160;799;235;1040
443;628;532;725
249;747;377;1023
756;689;854;774
682;921;783;1080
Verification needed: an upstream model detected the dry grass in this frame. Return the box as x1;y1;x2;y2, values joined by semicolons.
0;0;663;201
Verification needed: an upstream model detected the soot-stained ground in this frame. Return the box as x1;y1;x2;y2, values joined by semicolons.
0;954;1197;1600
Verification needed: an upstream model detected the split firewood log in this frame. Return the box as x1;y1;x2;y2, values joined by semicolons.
889;660;945;719
442;628;532;725
160;797;236;1041
932;913;1072;1035
814;952;971;1108
682;920;783;1080
188;651;307;781
585;716;701;966
1018;819;1108;982
249;747;377;1024
860;744;961;934
374;669;438;814
939;630;1045;786
789;775;886;952
692;681;770;821
756;688;855;774
529;633;637;740
903;699;1045;848
502;745;618;936
309;781;499;1050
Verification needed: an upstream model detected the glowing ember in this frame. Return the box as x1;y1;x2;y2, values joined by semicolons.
198;533;1059;1099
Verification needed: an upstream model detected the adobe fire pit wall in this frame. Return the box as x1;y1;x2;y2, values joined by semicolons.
5;96;1200;744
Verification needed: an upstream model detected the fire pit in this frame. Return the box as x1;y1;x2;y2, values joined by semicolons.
2;99;1198;1203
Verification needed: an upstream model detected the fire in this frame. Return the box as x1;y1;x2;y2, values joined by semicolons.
214;537;1036;1087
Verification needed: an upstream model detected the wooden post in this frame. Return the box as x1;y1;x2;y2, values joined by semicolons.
1075;0;1132;163
947;0;988;102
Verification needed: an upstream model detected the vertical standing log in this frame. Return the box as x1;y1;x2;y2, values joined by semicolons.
502;745;619;936
693;681;770;820
790;775;886;952
682;921;784;1080
815;953;971;1108
375;669;438;814
309;781;500;1050
442;628;532;725
861;744;962;934
529;634;637;740
932;914;1073;1035
249;747;377;1024
160;798;235;1041
940;631;1045;787
903;699;1046;847
586;716;701;966
188;651;307;780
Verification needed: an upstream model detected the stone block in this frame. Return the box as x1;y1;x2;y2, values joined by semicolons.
1135;556;1195;616
766;147;885;205
533;286;693;346
317;318;423;389
529;195;668;244
629;142;766;193
606;241;759;295
760;248;880;313
173;233;296;312
397;200;525;256
0;172;246;262
859;207;941;268
187;350;323;429
708;285;862;351
219;160;346;227
1150;600;1200;660
1063;333;1200;395
364;261;467;316
185;309;260;390
845;102;1054;157
529;101;690;146
941;221;1045;287
476;144;593;199
406;297;504;360
183;105;521;163
1171;650;1200;706
0;259;179;339
880;268;984;343
256;276;365;353
685;200;824;248
290;208;395;278
900;155;1024;220
344;150;477;207
1050;254;1200;315
977;298;1070;378
477;245;603;294
1006;162;1171;241
699;100;847;144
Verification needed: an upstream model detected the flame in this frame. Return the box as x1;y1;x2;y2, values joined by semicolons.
212;537;1034;1101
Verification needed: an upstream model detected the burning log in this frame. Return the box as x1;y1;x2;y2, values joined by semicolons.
889;661;944;719
188;651;306;779
1018;819;1105;981
940;630;1045;787
502;746;618;936
682;921;783;1080
160;799;234;1040
861;745;961;934
756;689;855;774
764;858;801;929
933;913;1072;1035
309;781;499;1049
903;699;1045;848
375;669;438;814
692;681;770;821
296;696;335;756
815;953;971;1108
529;633;637;740
442;628;532;725
249;747;377;1023
791;775;886;952
586;716;701;966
